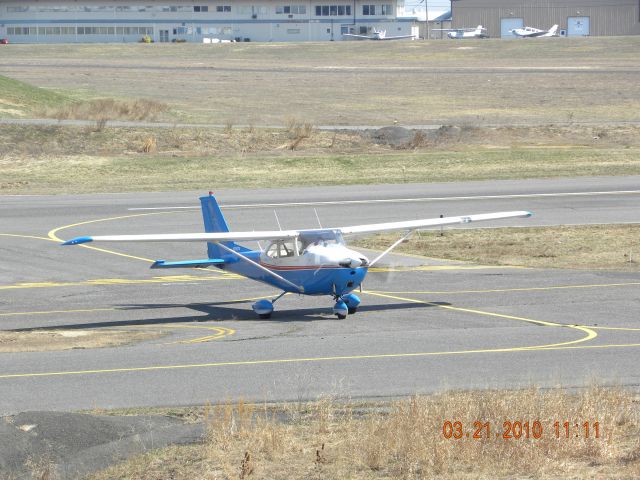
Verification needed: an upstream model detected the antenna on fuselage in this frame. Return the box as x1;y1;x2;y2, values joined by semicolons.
313;208;323;228
274;210;282;230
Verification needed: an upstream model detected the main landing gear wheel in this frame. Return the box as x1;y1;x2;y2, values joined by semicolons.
333;300;348;319
342;293;361;316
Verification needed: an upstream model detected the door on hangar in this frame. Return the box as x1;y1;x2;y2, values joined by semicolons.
567;17;590;36
501;18;523;38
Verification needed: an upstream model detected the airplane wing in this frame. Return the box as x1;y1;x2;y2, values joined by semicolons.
432;28;473;32
63;211;532;245
62;230;299;245
342;33;373;39
336;210;532;267
378;35;416;40
336;211;532;235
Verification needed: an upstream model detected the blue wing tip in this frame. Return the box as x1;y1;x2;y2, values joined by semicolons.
62;236;93;245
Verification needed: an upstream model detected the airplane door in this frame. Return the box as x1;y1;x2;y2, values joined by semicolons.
567;17;589;36
500;18;523;38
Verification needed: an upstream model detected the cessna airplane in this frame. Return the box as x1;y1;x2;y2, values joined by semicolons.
432;25;488;39
63;194;532;319
342;29;416;41
510;24;559;38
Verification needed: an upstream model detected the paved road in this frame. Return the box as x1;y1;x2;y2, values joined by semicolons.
1;177;639;414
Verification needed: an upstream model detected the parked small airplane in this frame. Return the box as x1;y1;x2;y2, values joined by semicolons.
62;194;532;319
510;24;559;38
342;29;416;41
432;25;488;39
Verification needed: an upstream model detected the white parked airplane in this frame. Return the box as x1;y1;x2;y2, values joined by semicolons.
342;29;416;41
510;25;559;38
432;25;488;39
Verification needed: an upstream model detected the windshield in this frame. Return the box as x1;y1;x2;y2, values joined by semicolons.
299;230;345;251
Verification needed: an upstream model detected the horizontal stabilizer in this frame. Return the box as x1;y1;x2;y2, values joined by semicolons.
151;259;225;269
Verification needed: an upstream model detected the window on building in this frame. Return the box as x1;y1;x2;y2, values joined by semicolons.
287;28;301;34
363;5;376;15
380;4;393;15
315;5;351;16
216;6;231;12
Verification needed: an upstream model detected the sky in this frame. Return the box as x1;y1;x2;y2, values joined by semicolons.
405;0;451;10
403;0;451;16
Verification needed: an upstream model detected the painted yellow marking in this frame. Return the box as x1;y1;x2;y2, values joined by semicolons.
171;326;236;344
367;282;640;295
132;324;236;344
588;326;640;331
363;291;598;349
0;275;235;290
369;265;524;273
3;340;638;380
0;234;57;242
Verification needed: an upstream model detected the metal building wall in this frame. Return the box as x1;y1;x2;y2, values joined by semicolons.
451;0;640;37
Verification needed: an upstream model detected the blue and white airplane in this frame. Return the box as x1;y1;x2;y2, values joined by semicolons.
63;194;531;319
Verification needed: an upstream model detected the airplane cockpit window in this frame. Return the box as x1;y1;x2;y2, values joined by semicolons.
299;230;345;252
265;239;300;258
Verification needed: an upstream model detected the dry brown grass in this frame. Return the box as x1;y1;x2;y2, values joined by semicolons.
37;98;167;122
88;385;640;479
0;329;166;353
1;124;640;194
2;38;639;125
356;224;640;271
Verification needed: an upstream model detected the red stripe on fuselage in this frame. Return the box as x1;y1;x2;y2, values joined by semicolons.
258;262;346;271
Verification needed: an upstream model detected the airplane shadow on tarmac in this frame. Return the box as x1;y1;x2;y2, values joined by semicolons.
8;301;450;331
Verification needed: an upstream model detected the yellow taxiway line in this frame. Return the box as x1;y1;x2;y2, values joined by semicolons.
0;274;237;291
2;340;638;380
366;281;640;295
363;291;598;350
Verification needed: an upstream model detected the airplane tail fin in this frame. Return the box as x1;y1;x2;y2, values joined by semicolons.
200;193;248;258
548;25;558;35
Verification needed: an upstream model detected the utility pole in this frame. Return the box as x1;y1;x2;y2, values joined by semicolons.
424;0;429;40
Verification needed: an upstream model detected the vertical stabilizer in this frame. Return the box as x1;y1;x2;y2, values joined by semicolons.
200;193;235;259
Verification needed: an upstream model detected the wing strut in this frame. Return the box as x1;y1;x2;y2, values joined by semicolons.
215;242;304;293
369;230;414;267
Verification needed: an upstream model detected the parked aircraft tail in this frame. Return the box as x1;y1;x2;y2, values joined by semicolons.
547;25;559;35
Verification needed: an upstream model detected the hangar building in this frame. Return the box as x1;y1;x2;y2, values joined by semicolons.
0;0;418;43
451;0;640;38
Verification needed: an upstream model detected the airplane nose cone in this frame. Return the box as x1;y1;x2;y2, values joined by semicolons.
338;257;369;268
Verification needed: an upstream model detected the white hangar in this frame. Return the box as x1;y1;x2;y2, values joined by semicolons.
0;0;419;42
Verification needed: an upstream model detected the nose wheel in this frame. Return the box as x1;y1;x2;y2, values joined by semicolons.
333;293;361;319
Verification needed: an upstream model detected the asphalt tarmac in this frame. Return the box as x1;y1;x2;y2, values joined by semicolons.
1;176;639;414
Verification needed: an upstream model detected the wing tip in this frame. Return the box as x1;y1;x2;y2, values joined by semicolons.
62;236;93;246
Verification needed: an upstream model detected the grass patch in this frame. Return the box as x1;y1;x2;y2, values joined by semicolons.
356;224;640;271
1;37;639;125
0;75;69;117
38;98;168;122
88;385;640;479
1;146;639;194
0;328;166;352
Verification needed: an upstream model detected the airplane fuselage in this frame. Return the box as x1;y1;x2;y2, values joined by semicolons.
218;244;369;296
